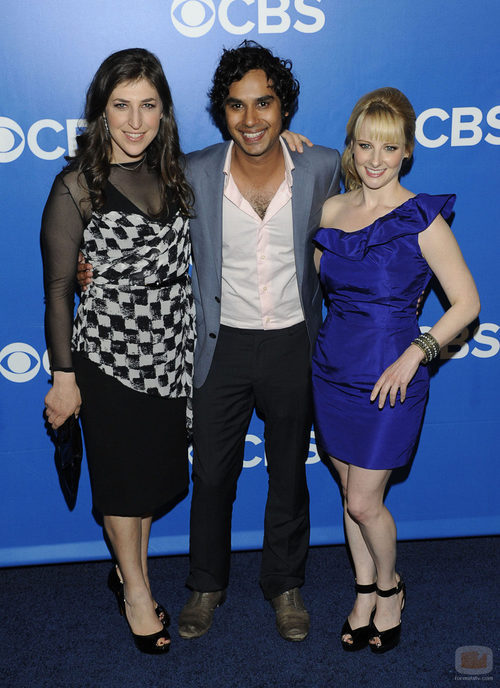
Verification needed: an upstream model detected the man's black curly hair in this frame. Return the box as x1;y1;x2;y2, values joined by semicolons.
208;40;300;134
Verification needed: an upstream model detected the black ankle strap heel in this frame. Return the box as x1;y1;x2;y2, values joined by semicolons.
369;577;406;654
341;580;377;652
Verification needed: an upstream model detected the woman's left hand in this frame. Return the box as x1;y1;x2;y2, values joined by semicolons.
281;130;313;153
45;372;82;429
370;345;425;409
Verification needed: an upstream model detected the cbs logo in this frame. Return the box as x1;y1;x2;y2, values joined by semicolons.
416;105;500;148
0;117;84;163
420;323;499;359
188;432;321;466
0;343;50;383
171;0;325;38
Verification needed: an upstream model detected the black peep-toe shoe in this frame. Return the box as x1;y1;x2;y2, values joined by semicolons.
369;577;406;654
125;608;171;655
107;567;171;654
341;581;377;652
108;566;170;626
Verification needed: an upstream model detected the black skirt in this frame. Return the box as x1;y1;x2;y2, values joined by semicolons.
73;353;189;516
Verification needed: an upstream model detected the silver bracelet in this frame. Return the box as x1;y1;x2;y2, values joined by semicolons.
412;332;440;364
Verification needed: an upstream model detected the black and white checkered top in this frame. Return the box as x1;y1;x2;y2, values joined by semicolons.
42;163;194;408
72;197;194;401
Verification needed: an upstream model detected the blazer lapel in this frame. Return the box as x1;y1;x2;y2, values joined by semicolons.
290;153;314;292
192;143;230;289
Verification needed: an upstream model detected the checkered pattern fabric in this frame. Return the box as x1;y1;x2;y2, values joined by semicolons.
72;209;194;406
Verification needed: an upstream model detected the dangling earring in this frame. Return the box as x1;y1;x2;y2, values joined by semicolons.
102;113;110;137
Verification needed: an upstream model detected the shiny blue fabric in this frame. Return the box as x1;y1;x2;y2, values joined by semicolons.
312;193;456;469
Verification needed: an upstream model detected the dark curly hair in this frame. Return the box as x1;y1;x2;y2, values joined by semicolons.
72;48;193;217
208;40;300;135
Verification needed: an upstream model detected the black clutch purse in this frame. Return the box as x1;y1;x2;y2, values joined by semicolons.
53;415;83;511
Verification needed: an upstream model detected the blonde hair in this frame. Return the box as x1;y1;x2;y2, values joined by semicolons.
342;87;416;191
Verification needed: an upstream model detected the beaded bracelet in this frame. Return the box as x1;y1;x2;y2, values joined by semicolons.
412;332;440;364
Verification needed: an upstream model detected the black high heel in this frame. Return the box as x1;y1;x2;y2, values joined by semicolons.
341;581;377;652
108;566;170;626
123;599;171;655
369;577;406;654
107;567;171;654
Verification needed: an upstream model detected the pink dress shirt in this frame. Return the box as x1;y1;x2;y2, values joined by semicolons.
220;139;304;330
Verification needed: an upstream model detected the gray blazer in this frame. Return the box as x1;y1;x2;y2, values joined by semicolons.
186;142;341;388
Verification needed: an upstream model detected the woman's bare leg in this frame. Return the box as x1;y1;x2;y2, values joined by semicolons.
341;464;404;643
140;516;153;592
332;458;377;642
104;514;168;646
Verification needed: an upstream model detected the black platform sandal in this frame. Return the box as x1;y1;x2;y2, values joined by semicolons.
369;577;406;654
107;567;171;654
341;581;377;652
108;565;170;626
123;598;171;655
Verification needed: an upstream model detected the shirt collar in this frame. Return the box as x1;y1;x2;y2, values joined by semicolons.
223;137;295;189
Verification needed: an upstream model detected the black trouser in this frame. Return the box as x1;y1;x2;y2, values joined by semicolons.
187;322;312;600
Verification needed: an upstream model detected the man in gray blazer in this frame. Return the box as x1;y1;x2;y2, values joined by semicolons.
179;41;341;642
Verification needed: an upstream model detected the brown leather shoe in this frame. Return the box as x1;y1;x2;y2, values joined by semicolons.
178;590;226;639
271;588;310;641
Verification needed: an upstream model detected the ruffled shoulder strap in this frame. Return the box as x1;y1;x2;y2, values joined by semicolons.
314;193;456;260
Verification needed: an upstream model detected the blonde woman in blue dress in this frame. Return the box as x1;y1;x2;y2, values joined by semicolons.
311;87;479;653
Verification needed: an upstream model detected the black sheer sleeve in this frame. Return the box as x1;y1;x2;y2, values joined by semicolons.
41;171;86;372
41;163;165;372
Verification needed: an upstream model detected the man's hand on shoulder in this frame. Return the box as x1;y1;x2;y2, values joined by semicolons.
282;130;314;153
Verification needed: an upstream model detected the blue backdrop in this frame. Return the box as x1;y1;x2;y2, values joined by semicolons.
1;0;498;567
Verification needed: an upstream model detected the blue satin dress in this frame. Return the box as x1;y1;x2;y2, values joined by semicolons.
312;193;455;469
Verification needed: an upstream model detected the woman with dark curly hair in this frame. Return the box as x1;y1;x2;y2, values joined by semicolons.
42;48;194;654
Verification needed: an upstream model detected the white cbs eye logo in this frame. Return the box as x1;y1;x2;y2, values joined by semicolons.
0;117;26;163
171;0;215;37
0;343;41;382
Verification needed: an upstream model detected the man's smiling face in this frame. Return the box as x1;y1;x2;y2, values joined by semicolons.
224;69;286;159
